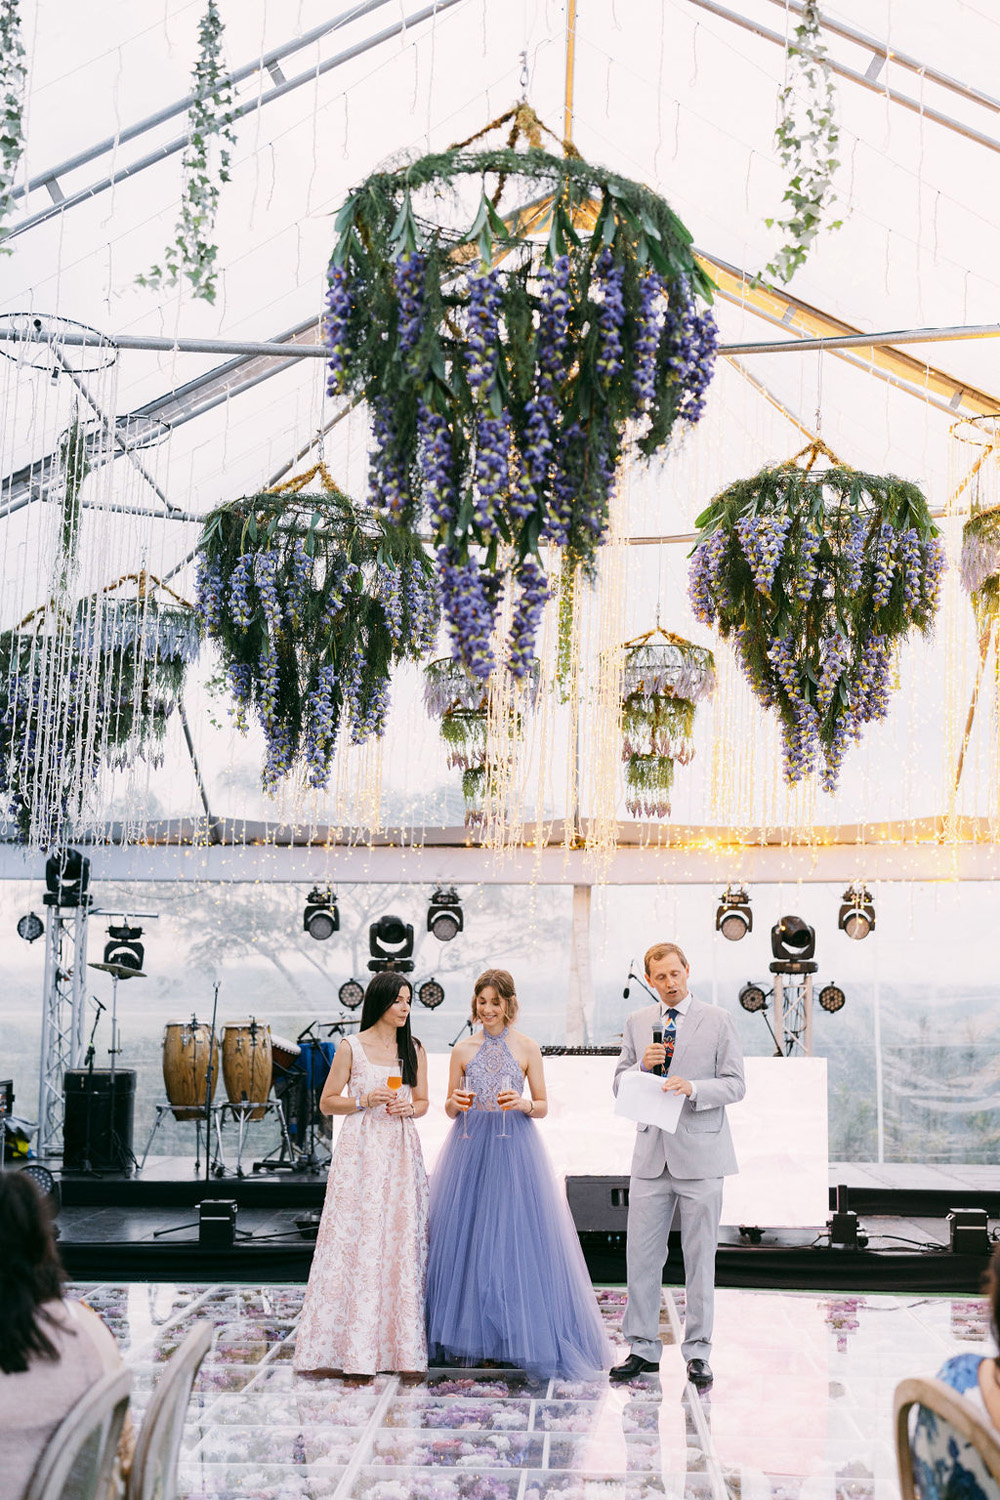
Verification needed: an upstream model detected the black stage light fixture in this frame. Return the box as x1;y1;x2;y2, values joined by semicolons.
19;1161;61;1216
418;978;446;1010
43;849;91;908
739;982;767;1013
368;913;415;973
838;885;875;941
339;979;365;1010
427;887;464;943
304;888;340;941
716;886;752;942
770;915;816;963
104;922;145;973
819;982;846;1014
17;912;44;944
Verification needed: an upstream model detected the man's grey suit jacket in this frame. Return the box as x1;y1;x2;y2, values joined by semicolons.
613;998;746;1180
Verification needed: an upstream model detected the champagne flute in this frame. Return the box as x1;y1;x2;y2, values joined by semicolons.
387;1062;403;1122
459;1071;474;1139
499;1074;518;1138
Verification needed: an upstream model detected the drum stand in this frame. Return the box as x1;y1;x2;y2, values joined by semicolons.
213;1098;294;1178
138;1104;225;1177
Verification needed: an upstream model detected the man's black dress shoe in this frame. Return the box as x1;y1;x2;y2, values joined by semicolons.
609;1353;660;1382
686;1358;713;1387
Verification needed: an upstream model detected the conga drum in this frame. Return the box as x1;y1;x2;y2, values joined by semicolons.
221;1021;273;1120
162;1020;219;1120
270;1034;302;1087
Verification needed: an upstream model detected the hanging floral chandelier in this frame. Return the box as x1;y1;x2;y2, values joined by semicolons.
688;445;945;792
620;629;715;819
323;104;718;683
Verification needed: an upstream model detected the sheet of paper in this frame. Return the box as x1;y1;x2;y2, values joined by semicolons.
614;1070;684;1134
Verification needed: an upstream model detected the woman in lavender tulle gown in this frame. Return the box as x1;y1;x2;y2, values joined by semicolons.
425;969;611;1379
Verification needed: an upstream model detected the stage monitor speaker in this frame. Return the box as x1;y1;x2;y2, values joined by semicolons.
200;1199;237;1248
948;1208;990;1256
62;1069;136;1173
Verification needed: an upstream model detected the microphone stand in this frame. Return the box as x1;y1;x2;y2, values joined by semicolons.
623;968;658;1004
204;982;220;1185
79;999;105;1177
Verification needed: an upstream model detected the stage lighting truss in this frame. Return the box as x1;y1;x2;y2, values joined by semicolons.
838;885;875;941
716;885;752;941
339;979;365;1010
738;982;768;1013
369;913;415;973
304;888;340;941
819;983;847;1013
427;886;464;943
17;912;44;943
104;922;145;972
418;978;446;1009
770;914;816;966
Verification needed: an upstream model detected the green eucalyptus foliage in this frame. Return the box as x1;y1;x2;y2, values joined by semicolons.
197;485;438;789
960;506;1000;631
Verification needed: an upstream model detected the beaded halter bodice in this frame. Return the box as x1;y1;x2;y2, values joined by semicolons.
465;1027;524;1110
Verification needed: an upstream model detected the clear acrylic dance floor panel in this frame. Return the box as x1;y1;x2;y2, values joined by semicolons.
64;1281;993;1500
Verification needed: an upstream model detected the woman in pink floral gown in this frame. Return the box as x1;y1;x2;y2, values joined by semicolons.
294;972;429;1375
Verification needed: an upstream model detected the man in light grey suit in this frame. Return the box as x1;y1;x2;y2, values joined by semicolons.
610;941;745;1388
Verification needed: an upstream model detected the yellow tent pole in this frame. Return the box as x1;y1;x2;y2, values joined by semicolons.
564;0;578;143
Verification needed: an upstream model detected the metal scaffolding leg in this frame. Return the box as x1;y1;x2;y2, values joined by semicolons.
36;902;90;1158
772;970;814;1057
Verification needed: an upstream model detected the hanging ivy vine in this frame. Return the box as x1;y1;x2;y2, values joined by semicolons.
620;629;715;819
195;466;439;790
424;658;489;825
138;0;236;303
0;0;25;249
960;506;1000;631
764;1;841;284
324;104;718;683
688;446;945;792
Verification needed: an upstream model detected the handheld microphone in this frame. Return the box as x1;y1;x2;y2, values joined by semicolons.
651;1026;665;1078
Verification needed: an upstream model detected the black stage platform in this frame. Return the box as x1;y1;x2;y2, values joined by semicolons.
49;1156;1000;1291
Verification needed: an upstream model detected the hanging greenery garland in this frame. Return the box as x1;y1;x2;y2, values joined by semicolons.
765;0;841;284
324;104;718;683
960;506;1000;630
138;0;236;303
0;0;25;249
688;444;945;792
196;465;439;790
620;628;715;819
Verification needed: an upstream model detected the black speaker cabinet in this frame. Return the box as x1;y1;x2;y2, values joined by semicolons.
63;1069;136;1172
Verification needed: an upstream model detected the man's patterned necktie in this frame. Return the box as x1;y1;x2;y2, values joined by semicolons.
663;1008;679;1073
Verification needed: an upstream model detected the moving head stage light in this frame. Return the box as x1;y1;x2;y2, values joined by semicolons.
369;913;414;973
716;886;752;942
44;849;91;908
838;885;875;941
427;887;464;943
103;923;145;973
770;915;817;970
304;889;340;941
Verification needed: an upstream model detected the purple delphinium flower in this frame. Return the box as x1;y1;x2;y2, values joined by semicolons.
546;419;583;546
507;556;549;679
473;412;511;529
662;277;717;425
286;539;311;630
766;633;802;698
324;263;353;396
255;550;282;637
633;270;665;408
922;535;947;614
228;552;255;629
898;527;923;613
780;699;820;785
195;556;225;637
688;529;729;625
736;513;791;596
376;562;404;646
793;525;821;601
595;247;625;382
465;268;503;396
370;399;410;519
393;250;426;357
226;660;252;733
872;522;897;608
852;632;892;723
438;548;498;680
418;401;457;529
815;632;851;713
843;513;868;593
302;663;338;789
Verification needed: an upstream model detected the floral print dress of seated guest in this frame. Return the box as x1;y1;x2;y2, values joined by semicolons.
911;1354;996;1500
425;1026;611;1379
294;1033;429;1375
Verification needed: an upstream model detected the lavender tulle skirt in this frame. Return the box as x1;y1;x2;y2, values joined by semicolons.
425;1109;612;1379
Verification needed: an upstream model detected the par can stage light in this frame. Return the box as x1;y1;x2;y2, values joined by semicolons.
739;982;767;1013
338;979;365;1010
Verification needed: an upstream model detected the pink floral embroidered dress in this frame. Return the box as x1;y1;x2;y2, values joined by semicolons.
294;1033;429;1374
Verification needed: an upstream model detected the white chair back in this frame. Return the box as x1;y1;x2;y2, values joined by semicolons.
127;1321;214;1500
24;1366;132;1500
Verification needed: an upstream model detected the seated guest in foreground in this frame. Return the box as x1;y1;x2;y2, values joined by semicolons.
932;1243;1000;1426
0;1171;132;1500
426;968;611;1379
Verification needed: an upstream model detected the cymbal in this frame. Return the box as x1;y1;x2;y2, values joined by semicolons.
88;961;147;979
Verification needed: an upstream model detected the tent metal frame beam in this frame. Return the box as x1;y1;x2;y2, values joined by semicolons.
8;0;468;240
11;0;396;206
760;0;1000;118
1;317;997;362
683;0;1000;159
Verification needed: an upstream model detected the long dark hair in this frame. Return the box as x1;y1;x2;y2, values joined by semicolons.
0;1172;66;1373
360;971;420;1085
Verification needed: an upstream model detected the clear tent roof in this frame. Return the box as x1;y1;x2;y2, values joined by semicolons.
2;0;999;856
